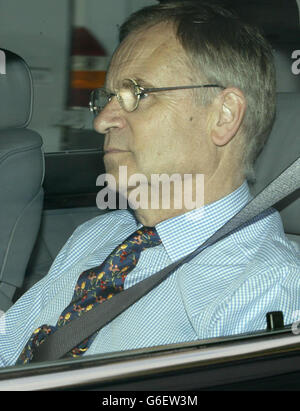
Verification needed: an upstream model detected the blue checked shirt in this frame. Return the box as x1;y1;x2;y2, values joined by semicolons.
0;182;299;367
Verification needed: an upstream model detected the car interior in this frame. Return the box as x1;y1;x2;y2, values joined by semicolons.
0;0;299;330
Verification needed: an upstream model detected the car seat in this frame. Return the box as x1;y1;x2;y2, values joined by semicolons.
0;49;44;311
252;92;300;247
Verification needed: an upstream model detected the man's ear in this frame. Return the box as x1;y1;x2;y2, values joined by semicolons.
210;88;246;147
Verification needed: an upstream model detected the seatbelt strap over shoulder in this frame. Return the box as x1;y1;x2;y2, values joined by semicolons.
31;157;300;363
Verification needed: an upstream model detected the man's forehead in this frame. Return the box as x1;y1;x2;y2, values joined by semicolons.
106;23;189;89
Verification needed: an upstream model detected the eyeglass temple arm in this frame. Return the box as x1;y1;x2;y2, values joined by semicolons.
139;84;226;94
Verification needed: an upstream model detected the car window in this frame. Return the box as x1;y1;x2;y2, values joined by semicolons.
0;0;156;152
0;0;299;377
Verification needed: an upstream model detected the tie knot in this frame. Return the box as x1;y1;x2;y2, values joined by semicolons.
125;226;161;250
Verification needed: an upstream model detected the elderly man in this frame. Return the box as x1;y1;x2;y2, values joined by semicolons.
0;1;299;367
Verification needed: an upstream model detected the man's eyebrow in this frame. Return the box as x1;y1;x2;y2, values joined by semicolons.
134;77;156;88
105;77;156;91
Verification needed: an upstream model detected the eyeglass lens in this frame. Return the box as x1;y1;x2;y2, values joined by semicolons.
118;79;139;112
92;79;139;115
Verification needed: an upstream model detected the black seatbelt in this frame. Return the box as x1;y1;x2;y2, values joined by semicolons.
31;157;300;363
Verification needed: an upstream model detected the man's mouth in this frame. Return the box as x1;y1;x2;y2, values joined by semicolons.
104;148;129;154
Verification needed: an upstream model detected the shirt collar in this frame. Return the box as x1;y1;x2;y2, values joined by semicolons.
155;181;252;262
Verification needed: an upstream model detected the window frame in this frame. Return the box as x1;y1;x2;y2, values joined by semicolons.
0;326;300;390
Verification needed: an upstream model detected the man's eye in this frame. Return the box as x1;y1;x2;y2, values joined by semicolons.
140;92;149;100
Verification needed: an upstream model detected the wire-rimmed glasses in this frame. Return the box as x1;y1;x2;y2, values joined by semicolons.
89;78;225;116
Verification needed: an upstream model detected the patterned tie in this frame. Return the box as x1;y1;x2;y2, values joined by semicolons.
17;226;161;365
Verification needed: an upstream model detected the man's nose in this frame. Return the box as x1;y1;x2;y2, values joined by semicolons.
93;99;126;134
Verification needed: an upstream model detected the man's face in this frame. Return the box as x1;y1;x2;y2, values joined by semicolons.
94;23;218;195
